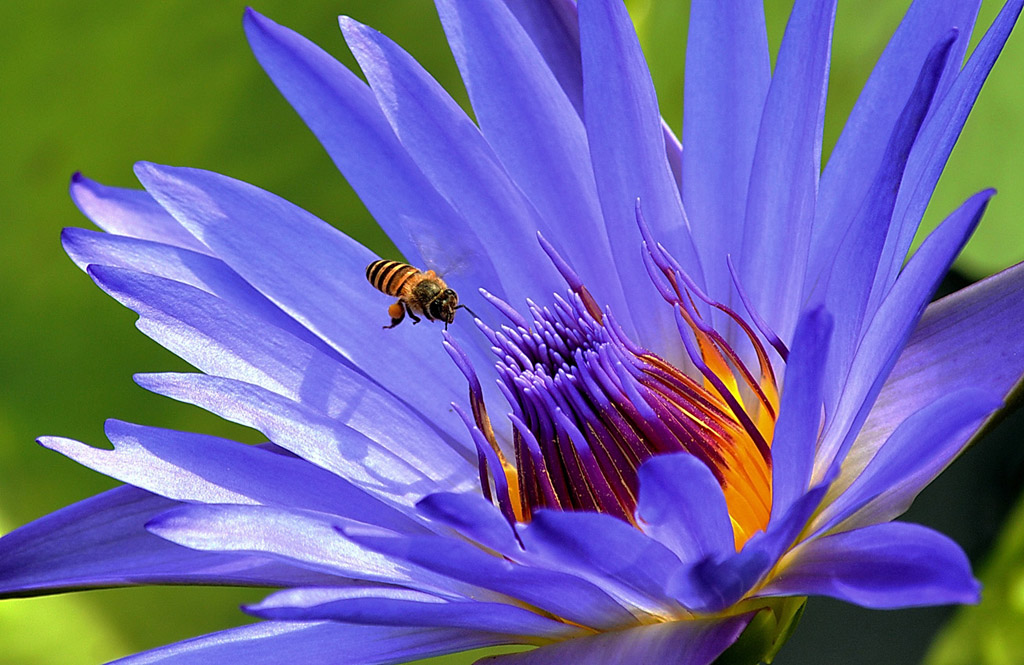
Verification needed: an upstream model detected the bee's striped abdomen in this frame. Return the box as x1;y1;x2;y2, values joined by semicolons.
366;260;421;296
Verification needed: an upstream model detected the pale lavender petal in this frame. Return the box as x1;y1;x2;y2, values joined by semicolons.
130;372;471;506
38;420;415;532
246;586;575;640
578;0;703;349
634;453;733;565
478;615;751;665
242;8;504;301
129;163;492;440
739;0;834;342
146;504;459;595
111;621;513;665
835;259;1024;492
69;173;209;254
759;523;979;608
808;0;979;289
61;228;334;356
770;308;833;522
0;486;328;596
682;1;770;310
814;388;1000;535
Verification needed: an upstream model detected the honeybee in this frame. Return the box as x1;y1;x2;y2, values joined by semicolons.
365;259;475;329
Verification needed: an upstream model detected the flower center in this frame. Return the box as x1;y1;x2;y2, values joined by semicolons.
447;239;785;550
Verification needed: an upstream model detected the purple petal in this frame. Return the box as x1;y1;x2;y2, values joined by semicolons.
814;189;993;482
346;528;635;630
110;621;513;665
339;16;578;309
74;250;470;458
417;492;520;556
0;486;326;597
128;163;492;441
61;228;335;356
874;0;1024;302
38;420;415;532
246;586;576;640
770;308;833;522
739;0;835;342
837;258;1024;492
634;453;734;565
578;0;703;348
814;388;1000;534
69;173;209;254
808;0;979;289
478;615;752;665
130;372;472;505
682;2;770;310
815;32;957;405
676;486;827;613
516;509;685;616
433;0;620;313
242;8;503;303
146;504;457;595
499;0;583;113
759;523;979;608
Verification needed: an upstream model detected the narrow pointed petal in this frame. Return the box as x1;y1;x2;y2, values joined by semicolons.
417;492;520;556
246;586;574;640
0;486;326;597
69;173;209;254
760;523;979;608
61;228;334;356
838;258;1024;490
130;162;489;436
876;0;1024;298
682;1;770;308
339;16;570;307
578;0;703;346
346;529;636;630
38;420;414;531
499;0;583;113
816;32;957;401
146;504;456;594
814;388;1000;534
809;0;979;287
131;372;472;505
517;510;684;615
433;0;615;313
242;8;504;300
770;309;833;522
635;453;734;564
814;190;992;481
110;621;513;665
740;0;835;342
479;615;751;665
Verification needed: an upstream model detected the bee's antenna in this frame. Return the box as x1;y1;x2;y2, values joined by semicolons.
456;304;478;319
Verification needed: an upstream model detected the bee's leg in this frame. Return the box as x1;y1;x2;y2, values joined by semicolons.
384;301;406;329
408;308;422;325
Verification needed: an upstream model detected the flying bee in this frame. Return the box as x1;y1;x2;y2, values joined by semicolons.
365;259;475;329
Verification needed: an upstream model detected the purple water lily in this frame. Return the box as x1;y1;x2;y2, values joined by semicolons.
3;0;1023;663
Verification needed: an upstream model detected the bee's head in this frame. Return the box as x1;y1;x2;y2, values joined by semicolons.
429;288;459;325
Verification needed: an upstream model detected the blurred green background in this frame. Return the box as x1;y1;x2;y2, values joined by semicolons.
0;1;1021;663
